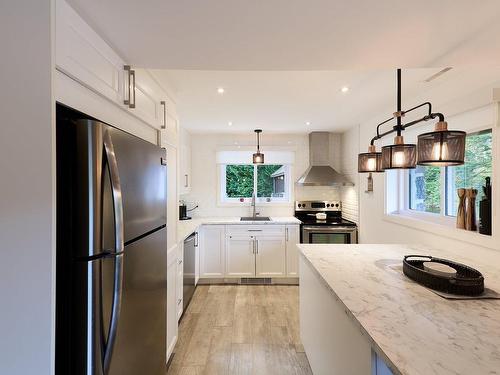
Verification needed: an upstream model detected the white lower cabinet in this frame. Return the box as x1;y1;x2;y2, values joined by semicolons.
286;225;300;276
200;224;299;280
255;236;286;277
166;246;178;361
176;244;184;321
200;225;225;277
226;235;256;277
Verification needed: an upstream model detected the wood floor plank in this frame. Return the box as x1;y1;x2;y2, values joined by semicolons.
229;343;253;375
168;285;310;375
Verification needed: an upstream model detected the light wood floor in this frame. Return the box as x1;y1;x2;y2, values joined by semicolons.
167;285;312;375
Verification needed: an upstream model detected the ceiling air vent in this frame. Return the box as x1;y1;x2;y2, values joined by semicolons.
424;67;452;83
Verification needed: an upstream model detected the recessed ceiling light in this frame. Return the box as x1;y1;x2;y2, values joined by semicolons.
228;121;233;126
306;121;311;126
217;87;225;94
341;86;349;93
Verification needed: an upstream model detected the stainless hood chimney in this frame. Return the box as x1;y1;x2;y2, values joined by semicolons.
296;132;353;186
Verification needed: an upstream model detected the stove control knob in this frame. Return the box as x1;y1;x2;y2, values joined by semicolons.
326;204;330;207
335;203;339;207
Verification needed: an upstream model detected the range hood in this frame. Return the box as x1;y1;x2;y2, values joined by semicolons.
296;132;353;186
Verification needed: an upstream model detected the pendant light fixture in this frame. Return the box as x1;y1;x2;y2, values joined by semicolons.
381;135;417;169
380;69;416;170
357;68;466;179
417;120;466;166
358;144;383;173
252;129;264;164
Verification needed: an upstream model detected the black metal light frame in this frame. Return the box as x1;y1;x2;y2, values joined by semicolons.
363;69;465;171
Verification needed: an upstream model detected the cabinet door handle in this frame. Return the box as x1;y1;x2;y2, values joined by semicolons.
160;101;166;129
184;174;189;188
247;229;262;232
252;239;256;254
124;65;132;106
177;298;182;305
256;239;259;254
286;227;289;241
129;69;136;108
178;259;183;265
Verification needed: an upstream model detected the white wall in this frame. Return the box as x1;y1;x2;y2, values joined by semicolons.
0;1;56;374
340;125;360;224
344;98;500;258
182;133;343;217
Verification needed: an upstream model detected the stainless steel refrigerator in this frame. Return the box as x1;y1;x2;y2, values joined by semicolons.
56;105;168;375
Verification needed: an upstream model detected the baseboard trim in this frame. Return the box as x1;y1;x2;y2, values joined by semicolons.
197;277;299;285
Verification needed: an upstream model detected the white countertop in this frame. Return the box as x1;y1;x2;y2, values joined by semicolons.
298;244;500;375
177;216;301;242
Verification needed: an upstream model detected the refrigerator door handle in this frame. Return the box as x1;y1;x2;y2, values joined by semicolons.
103;130;125;373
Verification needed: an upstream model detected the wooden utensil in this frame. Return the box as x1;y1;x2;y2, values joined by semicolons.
465;188;478;231
456;188;466;229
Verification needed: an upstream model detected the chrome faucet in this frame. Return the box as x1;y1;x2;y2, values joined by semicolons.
251;192;257;218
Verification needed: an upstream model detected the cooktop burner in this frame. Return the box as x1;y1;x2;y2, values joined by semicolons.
294;200;357;227
298;217;357;226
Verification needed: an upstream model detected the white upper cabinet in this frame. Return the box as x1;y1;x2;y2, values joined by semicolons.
255;235;286;277
179;128;192;194
129;68;165;130
56;0;125;105
226;235;256;277
286;225;300;276
56;1;178;134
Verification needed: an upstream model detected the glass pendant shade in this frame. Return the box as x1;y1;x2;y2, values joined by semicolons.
358;145;383;172
417;122;466;166
252;129;264;164
253;152;264;164
381;136;416;169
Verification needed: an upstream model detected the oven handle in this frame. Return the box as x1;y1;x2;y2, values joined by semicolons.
302;226;357;232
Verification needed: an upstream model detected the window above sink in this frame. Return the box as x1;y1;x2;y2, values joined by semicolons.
219;163;292;205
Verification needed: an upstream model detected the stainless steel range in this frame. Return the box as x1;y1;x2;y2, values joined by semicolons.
294;200;357;244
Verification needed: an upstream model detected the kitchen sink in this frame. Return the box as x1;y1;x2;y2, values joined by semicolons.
240;216;272;221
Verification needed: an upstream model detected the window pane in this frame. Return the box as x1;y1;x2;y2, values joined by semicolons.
409;165;441;213
446;130;492;216
257;165;287;198
225;165;254;198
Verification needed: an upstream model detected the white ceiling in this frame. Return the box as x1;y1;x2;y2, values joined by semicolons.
67;0;500;70
151;68;500;133
66;0;500;133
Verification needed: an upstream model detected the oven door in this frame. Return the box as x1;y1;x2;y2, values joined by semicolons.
301;226;357;244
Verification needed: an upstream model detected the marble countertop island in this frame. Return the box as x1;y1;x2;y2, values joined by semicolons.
298;244;500;375
178;216;301;242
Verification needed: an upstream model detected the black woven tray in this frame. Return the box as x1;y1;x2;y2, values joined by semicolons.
403;255;484;296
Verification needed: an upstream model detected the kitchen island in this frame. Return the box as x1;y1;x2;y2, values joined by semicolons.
298;244;500;375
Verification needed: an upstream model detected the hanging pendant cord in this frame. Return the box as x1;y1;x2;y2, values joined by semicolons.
396;68;402;136
368;69;445;145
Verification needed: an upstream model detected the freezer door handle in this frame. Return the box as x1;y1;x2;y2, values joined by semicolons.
103;130;125;373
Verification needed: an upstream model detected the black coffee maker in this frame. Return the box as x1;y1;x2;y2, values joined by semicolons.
179;200;190;220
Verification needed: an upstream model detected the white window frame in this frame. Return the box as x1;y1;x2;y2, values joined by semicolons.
219;164;292;205
383;124;497;249
403;128;492;218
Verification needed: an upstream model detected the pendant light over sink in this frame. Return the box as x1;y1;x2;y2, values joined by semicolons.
358;69;466;177
252;129;264;164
